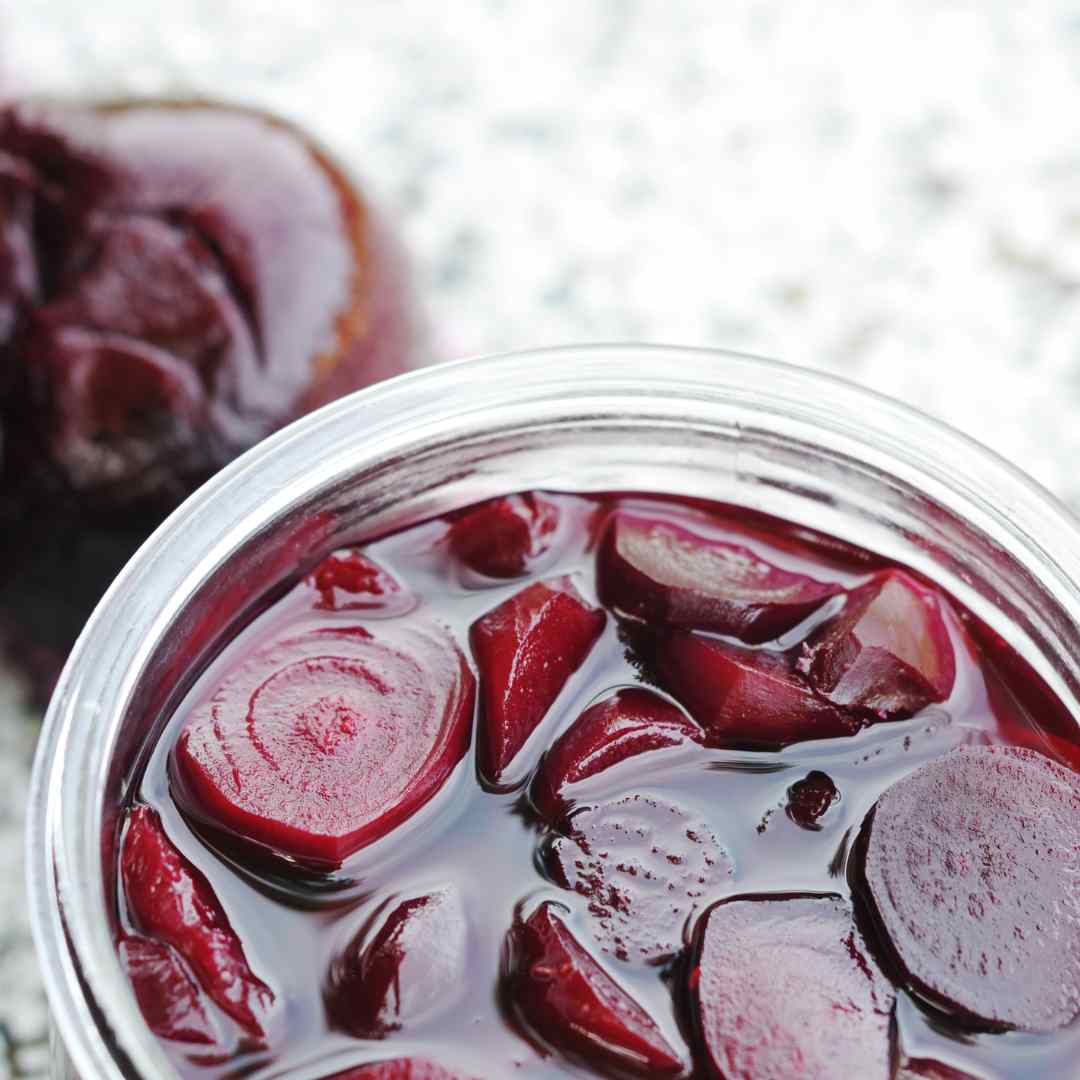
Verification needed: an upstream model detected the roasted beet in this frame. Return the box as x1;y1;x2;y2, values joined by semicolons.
544;795;733;963
690;895;894;1080
784;771;839;830
598;511;840;643
120;806;274;1039
0;99;414;684
118;934;217;1046
506;902;684;1076
173;623;474;867
471;577;605;786
800;570;955;719
449;493;559;578
530;688;702;822
655;632;859;749
861;746;1080;1031
327;888;468;1037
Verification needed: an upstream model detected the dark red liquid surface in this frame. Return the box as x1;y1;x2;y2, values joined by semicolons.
121;492;1080;1079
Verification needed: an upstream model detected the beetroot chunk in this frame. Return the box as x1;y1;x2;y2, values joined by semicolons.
307;549;408;613
120;806;274;1039
784;771;839;830
598;512;840;643
326;1061;476;1080
173;623;474;867
471;577;605;786
449;493;558;578
862;746;1080;1031
800;570;955;719
530;688;702;821
506;902;685;1076
118;935;217;1046
656;633;859;749
327;887;468;1037
690;895;894;1080
544;795;733;963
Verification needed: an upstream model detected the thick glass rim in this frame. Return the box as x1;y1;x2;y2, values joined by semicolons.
26;343;1080;1079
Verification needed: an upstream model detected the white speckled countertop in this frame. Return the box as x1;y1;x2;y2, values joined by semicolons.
3;2;1080;1074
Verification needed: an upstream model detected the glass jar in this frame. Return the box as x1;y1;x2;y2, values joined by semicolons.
27;345;1080;1079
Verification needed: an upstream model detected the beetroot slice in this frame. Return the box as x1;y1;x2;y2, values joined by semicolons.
326;1061;476;1080
118;935;217;1046
598;511;840;643
173;622;474;867
306;549;407;613
327;887;468;1037
471;577;605;786
449;493;558;578
691;895;894;1080
862;746;1080;1031
121;806;274;1038
656;632;859;749
801;570;955;719
895;1059;978;1080
544;795;733;963
507;902;684;1076
530;688;702;821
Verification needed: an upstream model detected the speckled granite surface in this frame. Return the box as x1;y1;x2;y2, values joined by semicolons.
3;2;1080;1074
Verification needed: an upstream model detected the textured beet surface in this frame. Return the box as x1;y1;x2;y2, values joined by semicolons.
530;688;702;821
598;511;840;643
327;887;468;1037
544;795;733;963
656;632;859;749
449;493;559;578
507;902;684;1076
801;570;955;719
121;806;274;1039
862;746;1080;1031
173;623;474;867
691;895;894;1080
118;935;217;1046
471;576;605;786
307;549;408;613
0;98;414;683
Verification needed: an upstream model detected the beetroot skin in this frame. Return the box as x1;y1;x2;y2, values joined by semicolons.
0;99;415;691
173;623;474;868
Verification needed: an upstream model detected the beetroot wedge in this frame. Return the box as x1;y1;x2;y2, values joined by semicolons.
449;493;559;578
471;577;605;786
118;935;217;1046
327;1061;476;1080
861;746;1080;1031
800;570;955;719
598;511;840;643
121;806;274;1039
690;895;894;1080
173;623;474;867
530;688;702;821
327;887;468;1037
544;795;733;963
656;632;859;749
506;902;684;1076
307;549;408;613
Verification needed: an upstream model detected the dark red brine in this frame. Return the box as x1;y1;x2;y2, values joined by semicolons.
117;491;1080;1078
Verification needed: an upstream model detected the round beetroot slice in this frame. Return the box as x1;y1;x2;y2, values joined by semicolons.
530;688;703;821
545;795;733;963
863;746;1080;1031
327;887;468;1037
508;902;685;1076
656;632;860;749
801;570;955;720
691;895;894;1080
173;623;475;868
598;511;841;643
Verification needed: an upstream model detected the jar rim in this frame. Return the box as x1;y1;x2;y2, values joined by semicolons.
27;342;1080;1079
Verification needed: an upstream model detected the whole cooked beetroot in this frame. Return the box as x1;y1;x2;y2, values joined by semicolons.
0;99;415;696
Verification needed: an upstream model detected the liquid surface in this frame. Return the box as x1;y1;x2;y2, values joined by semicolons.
122;491;1080;1079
